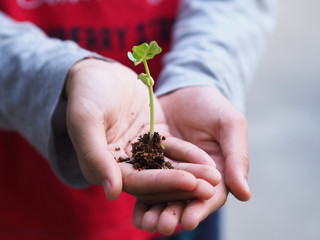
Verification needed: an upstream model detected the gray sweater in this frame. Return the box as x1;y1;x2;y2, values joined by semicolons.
0;0;277;187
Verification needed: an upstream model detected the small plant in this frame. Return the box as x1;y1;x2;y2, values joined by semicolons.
127;41;162;140
120;41;172;170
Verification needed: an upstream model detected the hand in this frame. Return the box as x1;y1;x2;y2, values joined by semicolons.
65;59;220;203
133;86;251;234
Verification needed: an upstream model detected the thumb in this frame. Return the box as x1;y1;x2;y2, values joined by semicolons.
224;152;251;201
220;115;251;201
67;104;122;201
79;148;123;201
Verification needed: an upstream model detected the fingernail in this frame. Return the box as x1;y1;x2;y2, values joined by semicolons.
102;179;112;200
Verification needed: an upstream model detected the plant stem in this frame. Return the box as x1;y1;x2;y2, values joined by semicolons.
148;85;154;140
143;59;154;140
144;59;151;78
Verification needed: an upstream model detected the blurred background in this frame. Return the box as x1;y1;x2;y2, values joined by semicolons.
223;0;320;239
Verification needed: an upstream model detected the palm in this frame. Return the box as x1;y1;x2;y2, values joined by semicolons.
158;86;251;228
66;60;220;203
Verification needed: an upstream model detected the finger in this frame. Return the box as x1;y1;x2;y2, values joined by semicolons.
164;137;216;167
133;199;150;229
141;204;167;233
170;161;221;187
181;199;207;231
219;114;251;201
119;163;197;195
67;104;122;201
157;202;185;236
136;179;214;204
181;183;228;231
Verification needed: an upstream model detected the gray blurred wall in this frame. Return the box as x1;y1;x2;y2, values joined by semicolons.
223;0;320;239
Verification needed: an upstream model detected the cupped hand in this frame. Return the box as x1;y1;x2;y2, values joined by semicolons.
133;86;251;235
160;86;251;201
65;59;220;203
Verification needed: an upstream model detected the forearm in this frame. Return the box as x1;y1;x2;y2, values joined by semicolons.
155;0;277;112
0;11;99;186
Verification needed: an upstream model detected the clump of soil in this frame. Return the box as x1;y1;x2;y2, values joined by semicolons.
119;132;173;170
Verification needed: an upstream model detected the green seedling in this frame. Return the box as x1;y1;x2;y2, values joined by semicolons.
128;41;162;140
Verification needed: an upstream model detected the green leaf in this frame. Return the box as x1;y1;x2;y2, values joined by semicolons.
129;41;162;62
132;43;149;60
127;51;138;62
148;76;155;86
138;73;154;86
137;73;149;86
146;41;162;59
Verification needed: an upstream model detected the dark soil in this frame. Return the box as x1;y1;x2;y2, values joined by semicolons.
119;132;173;170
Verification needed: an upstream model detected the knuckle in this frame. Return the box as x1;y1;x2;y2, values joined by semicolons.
185;145;213;165
222;110;248;130
240;151;250;172
79;150;99;183
185;146;200;161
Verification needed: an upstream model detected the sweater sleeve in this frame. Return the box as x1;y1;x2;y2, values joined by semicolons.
0;11;102;187
155;0;277;112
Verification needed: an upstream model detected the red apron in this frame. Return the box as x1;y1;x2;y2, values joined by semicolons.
0;1;179;239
